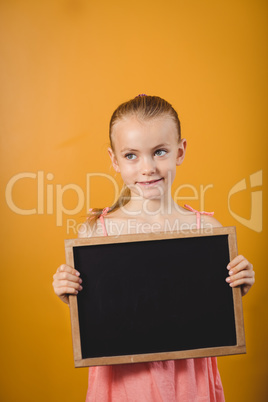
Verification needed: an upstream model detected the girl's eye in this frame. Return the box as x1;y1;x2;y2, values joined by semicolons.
125;153;137;160
154;149;167;157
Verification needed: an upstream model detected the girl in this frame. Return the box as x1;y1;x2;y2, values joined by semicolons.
53;95;255;401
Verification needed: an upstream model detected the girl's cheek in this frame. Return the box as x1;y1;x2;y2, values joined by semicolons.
124;163;138;173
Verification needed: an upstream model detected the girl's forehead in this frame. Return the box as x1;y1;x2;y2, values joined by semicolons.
111;115;179;146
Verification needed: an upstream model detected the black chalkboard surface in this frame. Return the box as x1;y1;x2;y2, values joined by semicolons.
65;227;246;367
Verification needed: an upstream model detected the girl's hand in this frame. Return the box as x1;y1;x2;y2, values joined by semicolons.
52;264;83;304
226;255;255;296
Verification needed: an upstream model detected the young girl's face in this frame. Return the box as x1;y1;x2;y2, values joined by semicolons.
108;115;186;201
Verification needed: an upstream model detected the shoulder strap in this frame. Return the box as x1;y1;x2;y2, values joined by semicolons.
183;204;214;229
99;207;111;236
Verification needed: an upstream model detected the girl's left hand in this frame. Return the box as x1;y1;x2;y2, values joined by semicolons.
226;255;255;296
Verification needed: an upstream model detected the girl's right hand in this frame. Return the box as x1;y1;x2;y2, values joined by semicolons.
52;264;83;304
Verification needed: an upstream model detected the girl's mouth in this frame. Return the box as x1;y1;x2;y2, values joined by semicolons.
136;178;163;186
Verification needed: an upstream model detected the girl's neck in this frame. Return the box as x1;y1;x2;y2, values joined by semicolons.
121;195;178;220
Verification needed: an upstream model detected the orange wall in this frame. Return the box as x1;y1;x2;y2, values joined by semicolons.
1;1;267;401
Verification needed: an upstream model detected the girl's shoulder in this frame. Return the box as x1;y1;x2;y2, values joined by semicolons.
180;204;222;229
200;214;222;228
77;208;128;238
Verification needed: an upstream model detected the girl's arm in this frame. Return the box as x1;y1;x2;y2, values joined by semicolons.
226;255;255;296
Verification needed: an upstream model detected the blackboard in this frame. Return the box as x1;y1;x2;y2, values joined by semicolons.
65;227;246;367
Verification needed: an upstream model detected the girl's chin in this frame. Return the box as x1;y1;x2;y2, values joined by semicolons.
131;187;166;200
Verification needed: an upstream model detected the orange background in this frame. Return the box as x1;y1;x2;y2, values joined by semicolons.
1;1;267;401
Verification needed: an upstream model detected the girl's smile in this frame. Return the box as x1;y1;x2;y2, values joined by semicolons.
136;178;164;186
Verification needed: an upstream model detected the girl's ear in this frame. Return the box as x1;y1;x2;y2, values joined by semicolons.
108;147;121;172
176;139;187;166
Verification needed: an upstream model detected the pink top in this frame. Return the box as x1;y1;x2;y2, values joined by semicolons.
85;206;225;402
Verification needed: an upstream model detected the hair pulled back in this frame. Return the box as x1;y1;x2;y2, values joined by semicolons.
109;95;181;150
88;95;181;226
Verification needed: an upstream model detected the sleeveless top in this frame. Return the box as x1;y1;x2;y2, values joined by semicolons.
85;205;225;402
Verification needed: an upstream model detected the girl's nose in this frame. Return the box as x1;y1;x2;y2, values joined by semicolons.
141;157;156;175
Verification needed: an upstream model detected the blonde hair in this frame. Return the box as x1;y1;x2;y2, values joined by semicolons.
88;95;181;225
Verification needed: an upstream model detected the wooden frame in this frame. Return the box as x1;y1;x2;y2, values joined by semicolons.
65;227;246;368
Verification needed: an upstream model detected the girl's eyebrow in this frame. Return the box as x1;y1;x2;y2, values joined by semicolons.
120;147;139;153
120;143;170;154
152;143;170;150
